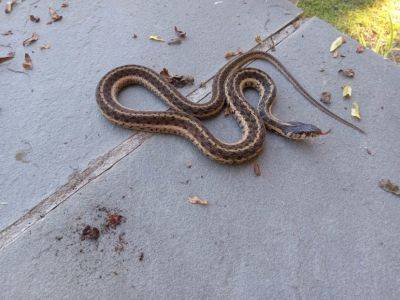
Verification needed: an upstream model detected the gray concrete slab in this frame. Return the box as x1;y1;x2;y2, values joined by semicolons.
1;17;400;299
0;0;301;230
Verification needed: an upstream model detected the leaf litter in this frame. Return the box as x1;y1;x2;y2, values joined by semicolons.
188;196;208;205
0;52;15;64
5;0;17;14
23;33;39;46
338;68;355;78
379;179;400;197
160;68;194;88
22;53;33;70
351;102;361;120
320;92;332;105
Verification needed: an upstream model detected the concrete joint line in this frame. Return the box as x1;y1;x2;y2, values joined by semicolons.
0;17;304;251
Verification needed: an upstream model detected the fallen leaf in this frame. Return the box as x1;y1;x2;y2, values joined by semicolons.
351;102;361;120
160;68;194;88
224;49;242;59
330;36;346;52
149;35;165;42
0;52;15;64
80;225;100;241
338;68;355;78
105;213;126;230
188;196;208;205
40;43;51;50
255;35;263;44
29;15;40;23
253;162;261;176
332;50;339;58
23;33;39;46
5;0;17;14
320;91;332;105
48;7;62;23
379;179;400;196
22;53;33;70
342;85;352;98
1;30;13;36
293;20;301;29
61;2;69;8
174;26;186;39
167;37;182;45
356;45;365;53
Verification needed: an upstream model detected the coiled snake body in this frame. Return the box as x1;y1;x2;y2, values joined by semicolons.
96;51;364;164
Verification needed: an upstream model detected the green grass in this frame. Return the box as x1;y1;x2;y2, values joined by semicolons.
298;0;400;61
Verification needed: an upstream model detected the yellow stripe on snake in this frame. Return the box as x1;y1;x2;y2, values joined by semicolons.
96;51;364;164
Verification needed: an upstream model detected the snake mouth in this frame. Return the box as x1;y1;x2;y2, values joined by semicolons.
284;122;329;139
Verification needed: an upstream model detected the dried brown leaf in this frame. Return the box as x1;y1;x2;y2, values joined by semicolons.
40;43;51;50
22;53;33;70
174;26;186;39
253;162;261;176
224;49;242;59
356;45;365;53
320;91;332;105
23;33;39;46
48;7;62;23
188;196;208;205
80;225;100;241
0;52;15;64
5;0;17;14
160;68;194;88
255;35;263;44
29;15;40;23
338;68;355;78
379;179;400;196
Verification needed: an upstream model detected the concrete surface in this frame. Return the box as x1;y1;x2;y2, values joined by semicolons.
0;0;301;230
1;16;400;299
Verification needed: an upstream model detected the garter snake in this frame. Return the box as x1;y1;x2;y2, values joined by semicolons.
96;51;364;164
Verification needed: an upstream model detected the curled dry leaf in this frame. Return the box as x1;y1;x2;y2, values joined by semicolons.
160;68;194;88
22;53;33;70
342;85;352;98
149;35;165;42
356;45;365;53
339;68;355;78
379;179;400;196
320;91;332;105
351;102;361;120
29;15;40;23
1;30;13;36
253;162;261;176
48;7;62;23
224;49;242;59
255;35;263;44
330;36;346;52
23;33;39;46
40;43;51;50
0;52;15;64
174;26;186;39
5;0;17;14
188;196;208;205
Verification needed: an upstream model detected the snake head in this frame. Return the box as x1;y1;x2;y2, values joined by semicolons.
284;122;330;139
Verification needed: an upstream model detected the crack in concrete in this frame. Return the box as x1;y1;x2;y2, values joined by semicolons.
0;18;303;251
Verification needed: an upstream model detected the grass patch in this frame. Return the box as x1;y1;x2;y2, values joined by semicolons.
298;0;400;61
